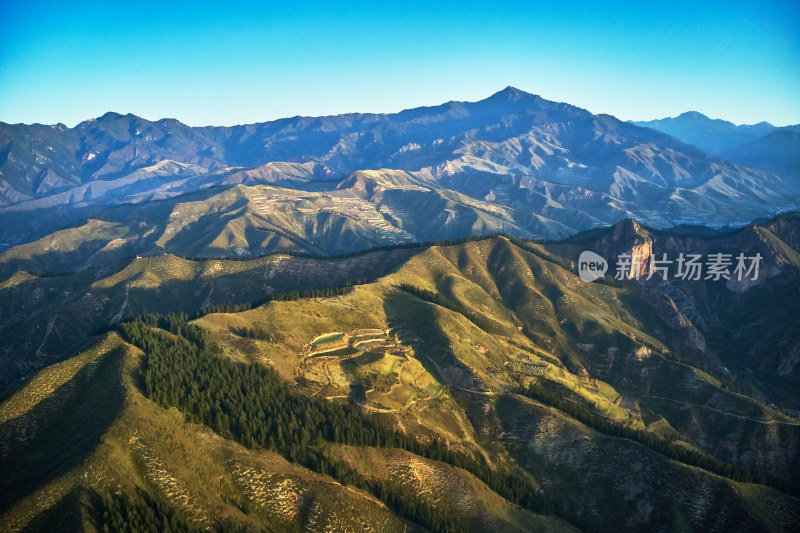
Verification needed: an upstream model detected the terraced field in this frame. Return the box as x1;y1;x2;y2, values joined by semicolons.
297;324;437;413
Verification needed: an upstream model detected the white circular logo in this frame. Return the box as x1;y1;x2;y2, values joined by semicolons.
578;251;608;282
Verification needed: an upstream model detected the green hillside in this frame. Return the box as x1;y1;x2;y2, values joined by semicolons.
2;234;799;531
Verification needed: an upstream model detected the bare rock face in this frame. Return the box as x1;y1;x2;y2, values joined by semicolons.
628;240;654;279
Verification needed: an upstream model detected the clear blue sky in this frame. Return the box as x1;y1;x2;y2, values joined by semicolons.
1;0;798;127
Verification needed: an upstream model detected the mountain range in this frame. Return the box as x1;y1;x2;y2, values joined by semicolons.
632;111;800;182
1;87;798;256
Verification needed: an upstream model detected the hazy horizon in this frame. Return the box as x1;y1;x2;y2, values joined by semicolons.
2;87;797;130
1;1;799;127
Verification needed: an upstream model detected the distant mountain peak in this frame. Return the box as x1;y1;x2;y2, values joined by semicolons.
474;86;591;117
99;111;126;120
676;111;710;120
632;112;780;155
489;86;539;102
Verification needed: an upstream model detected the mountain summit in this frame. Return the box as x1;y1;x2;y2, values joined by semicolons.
487;85;543;102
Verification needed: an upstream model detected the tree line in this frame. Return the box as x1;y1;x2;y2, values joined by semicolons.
167;232;518;263
91;487;200;533
118;314;559;531
396;284;504;334
190;280;369;319
231;326;272;341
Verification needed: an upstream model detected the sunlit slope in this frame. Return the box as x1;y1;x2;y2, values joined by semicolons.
2;234;800;531
0;247;417;389
0;174;571;279
1;332;570;532
193;237;799;529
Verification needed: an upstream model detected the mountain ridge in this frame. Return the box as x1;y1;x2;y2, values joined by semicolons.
721;130;800;182
2;88;798;253
2;212;800;409
631;111;800;154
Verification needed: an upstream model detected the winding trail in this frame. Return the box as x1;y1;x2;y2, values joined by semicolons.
638;394;800;425
110;287;130;324
34;317;58;357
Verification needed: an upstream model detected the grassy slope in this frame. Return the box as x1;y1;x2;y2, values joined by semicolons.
193;237;799;529
0;331;572;532
0;247;418;388
2;236;800;531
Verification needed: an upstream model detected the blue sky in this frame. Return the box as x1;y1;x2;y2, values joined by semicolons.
1;0;798;127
